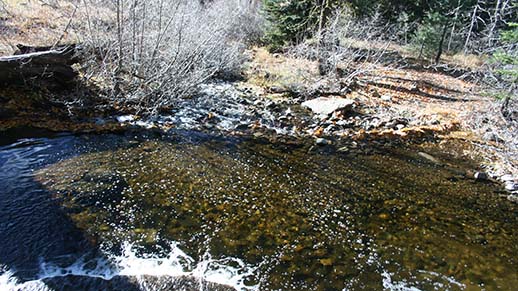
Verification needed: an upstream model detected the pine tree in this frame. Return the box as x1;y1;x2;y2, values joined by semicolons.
262;0;339;51
493;22;518;119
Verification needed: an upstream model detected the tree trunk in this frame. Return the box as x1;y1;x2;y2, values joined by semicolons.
0;45;79;88
501;80;516;122
435;22;448;64
464;3;479;54
115;0;124;96
487;0;502;47
317;0;331;76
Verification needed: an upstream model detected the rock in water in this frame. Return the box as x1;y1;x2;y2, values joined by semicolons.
474;172;489;181
417;152;442;166
301;97;354;116
315;138;331;146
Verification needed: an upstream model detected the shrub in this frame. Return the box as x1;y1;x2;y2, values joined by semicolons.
410;12;448;61
288;8;392;77
262;0;343;51
80;0;263;115
490;22;518;121
493;23;518;80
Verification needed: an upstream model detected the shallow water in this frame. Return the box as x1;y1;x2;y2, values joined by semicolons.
0;129;517;290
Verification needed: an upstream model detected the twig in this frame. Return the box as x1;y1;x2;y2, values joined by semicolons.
53;5;78;48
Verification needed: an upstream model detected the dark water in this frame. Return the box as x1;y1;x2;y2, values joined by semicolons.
1;129;517;290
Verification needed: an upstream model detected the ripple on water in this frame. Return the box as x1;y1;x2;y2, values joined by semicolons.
1;133;518;290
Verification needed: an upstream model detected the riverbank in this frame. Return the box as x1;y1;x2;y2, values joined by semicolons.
1;45;516;200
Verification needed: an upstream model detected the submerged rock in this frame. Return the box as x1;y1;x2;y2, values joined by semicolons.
337;146;349;153
301;97;354;116
417;152;442;166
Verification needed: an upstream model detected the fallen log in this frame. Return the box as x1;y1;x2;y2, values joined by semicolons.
0;45;79;88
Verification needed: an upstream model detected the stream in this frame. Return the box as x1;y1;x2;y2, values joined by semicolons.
0;128;517;291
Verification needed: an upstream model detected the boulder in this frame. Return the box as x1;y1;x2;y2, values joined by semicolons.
301;97;354;116
505;182;517;192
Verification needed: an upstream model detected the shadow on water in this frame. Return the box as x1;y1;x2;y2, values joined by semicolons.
0;128;143;289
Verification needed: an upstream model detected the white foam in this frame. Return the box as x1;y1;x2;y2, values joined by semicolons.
112;243;259;291
381;269;465;291
117;115;136;123
2;242;259;291
382;271;423;291
0;267;51;291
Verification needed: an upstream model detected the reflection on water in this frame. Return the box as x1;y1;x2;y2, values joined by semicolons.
1;130;517;290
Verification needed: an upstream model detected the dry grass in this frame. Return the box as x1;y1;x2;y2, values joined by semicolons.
444;53;486;70
244;44;485;132
243;47;320;91
354;63;484;128
462;98;518;177
1;0;77;54
0;0;114;55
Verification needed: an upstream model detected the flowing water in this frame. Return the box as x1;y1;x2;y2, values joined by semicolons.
1;128;517;291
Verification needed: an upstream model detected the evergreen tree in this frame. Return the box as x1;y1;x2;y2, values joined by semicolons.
493;22;518;119
411;12;449;62
262;0;340;51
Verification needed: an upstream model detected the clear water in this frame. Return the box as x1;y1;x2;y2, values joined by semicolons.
1;129;517;290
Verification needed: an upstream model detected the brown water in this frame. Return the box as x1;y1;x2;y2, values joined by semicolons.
1;131;517;290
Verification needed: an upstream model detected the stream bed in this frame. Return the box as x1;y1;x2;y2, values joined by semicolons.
0;128;517;291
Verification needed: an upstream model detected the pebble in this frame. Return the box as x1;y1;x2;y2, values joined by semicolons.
380;94;392;102
269;86;286;93
338;147;349;153
417;152;442;165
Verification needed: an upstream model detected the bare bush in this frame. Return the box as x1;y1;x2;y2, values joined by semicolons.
288;8;393;81
0;0;7;13
80;0;263;115
464;98;518;174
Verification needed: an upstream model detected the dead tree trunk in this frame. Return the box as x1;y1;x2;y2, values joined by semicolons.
0;45;79;88
464;3;479;54
487;0;502;47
